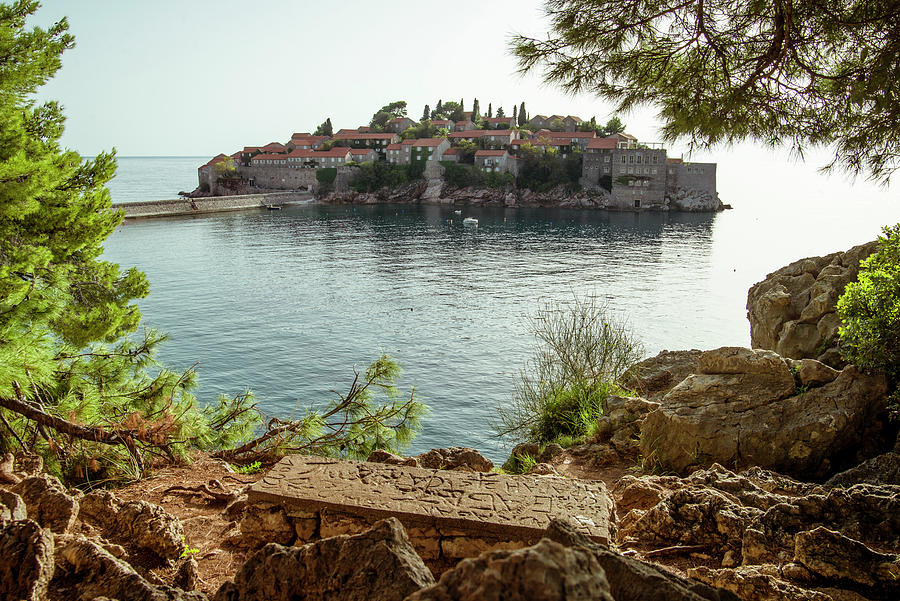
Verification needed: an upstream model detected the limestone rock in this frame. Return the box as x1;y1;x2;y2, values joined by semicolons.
415;447;493;472
794;526;900;590
11;473;79;534
640;348;888;478
406;538;613;601
0;518;55;601
622;349;702;402
689;566;831;601
175;556;200;592
215;517;434;601
797;359;839;387
0;452;19;484
741;483;900;566
0;489;27;522
747;241;877;366
237;504;294;548
54;534;207;601
367;449;418;467
80;492;185;561
546;517;738;601
826;452;900;487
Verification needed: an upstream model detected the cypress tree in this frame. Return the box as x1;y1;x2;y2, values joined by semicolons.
518;101;527;126
422;104;430;121
488;103;493;118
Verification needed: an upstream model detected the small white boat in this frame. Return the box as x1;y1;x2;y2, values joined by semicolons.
463;217;478;226
454;210;462;215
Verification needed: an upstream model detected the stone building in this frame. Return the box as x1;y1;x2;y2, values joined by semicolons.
409;138;451;162
475;149;516;175
387;117;416;133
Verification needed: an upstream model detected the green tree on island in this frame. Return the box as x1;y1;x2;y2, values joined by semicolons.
518;101;527;126
512;0;900;182
314;117;333;137
0;1;424;483
421;104;430;122
369;100;408;131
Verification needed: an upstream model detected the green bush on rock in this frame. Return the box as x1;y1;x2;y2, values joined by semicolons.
838;223;900;384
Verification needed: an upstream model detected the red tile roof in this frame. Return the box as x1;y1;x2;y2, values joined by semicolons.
261;142;286;152
291;132;311;138
666;158;683;164
315;147;352;157
546;131;596;138
588;138;619;150
587;137;618;150
333;133;397;140
412;138;446;147
430;119;452;125
448;130;484;138
201;154;228;168
242;146;261;153
349;148;374;155
386;143;402;150
358;126;371;133
286;149;318;158
475;150;508;157
443;148;459;155
401;139;416;145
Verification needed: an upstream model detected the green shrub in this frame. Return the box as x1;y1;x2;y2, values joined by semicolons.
316;168;337;185
838;224;900;383
494;296;644;445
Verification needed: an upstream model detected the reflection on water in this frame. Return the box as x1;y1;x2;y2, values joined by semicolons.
106;203;722;460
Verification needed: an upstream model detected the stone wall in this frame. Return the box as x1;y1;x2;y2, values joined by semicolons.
115;191;312;219
234;166;318;192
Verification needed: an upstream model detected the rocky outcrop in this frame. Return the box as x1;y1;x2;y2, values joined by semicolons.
546;518;738;601
406;538;613;601
0;518;55;601
622;349;703;402
668;188;723;212
54;534;207;601
79;491;185;560
615;464;900;601
639;347;888;478
746;241;877;366
11;473;79;534
826;452;900;487
215;517;434;601
415;447;493;472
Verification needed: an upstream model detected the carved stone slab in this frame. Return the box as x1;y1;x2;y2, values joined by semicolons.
250;455;611;543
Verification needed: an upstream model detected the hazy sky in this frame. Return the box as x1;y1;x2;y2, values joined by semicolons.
32;1;897;210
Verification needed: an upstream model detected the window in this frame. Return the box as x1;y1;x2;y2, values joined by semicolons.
634;199;641;208
652;168;657;175
627;167;634;174
628;180;634;186
669;168;675;175
629;155;635;163
621;155;626;163
643;180;650;187
619;167;626;174
604;156;610;163
604;166;610;173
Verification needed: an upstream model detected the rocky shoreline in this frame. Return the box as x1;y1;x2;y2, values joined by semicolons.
2;240;896;601
319;180;729;212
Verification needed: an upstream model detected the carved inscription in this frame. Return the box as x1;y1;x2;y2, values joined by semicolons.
250;455;611;543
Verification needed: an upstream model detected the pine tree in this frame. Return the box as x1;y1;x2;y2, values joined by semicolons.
0;2;424;482
518;102;527;126
422;104;430;121
496;106;506;118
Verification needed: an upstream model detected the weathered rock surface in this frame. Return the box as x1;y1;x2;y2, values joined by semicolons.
616;465;900;600
0;489;27;521
826;452;900;487
54;534;207;601
415;447;493;472
669;188;723;212
236;504;294;548
0;518;55;601
80;491;185;560
367;449;419;467
11;473;79;533
406;538;613;601
747;241;877;366
640;347;888;478
623;349;703;402
546;517;738;601
214;517;434;601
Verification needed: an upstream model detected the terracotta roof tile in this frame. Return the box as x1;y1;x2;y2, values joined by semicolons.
587;138;618;150
411;138;446;147
475;150;508;157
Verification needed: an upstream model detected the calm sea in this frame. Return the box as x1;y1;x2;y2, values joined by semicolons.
102;157;898;461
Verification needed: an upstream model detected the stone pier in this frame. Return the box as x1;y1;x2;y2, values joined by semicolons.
243;455;612;572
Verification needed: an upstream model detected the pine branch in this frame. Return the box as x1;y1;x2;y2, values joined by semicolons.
3;381;144;473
